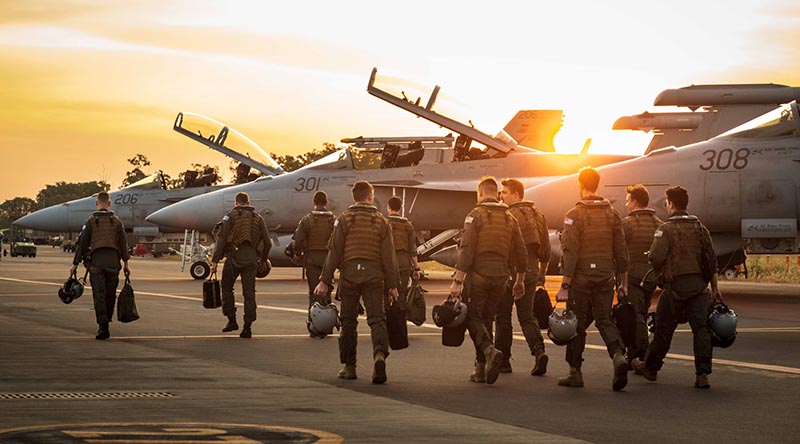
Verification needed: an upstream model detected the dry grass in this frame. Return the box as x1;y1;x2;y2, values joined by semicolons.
745;255;800;283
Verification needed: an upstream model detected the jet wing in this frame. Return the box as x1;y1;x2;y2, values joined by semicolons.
367;68;518;155
173;112;284;176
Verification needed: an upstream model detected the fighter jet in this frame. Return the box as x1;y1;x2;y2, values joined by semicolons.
613;83;800;153
528;101;800;272
146;69;639;268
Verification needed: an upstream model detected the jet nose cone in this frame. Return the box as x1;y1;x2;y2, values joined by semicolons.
146;192;224;231
15;204;69;232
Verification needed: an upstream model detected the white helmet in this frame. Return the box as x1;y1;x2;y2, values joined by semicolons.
308;302;339;338
548;306;578;346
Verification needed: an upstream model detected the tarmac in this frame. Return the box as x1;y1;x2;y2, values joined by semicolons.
1;247;799;443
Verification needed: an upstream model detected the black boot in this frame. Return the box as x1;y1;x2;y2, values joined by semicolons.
222;316;239;332
240;321;252;338
95;323;110;340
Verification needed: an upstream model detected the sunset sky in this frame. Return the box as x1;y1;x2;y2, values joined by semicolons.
1;0;798;202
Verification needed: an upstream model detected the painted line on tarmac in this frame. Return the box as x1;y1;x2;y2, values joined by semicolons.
4;276;800;376
2;332;443;341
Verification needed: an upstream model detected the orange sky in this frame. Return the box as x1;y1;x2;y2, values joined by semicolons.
1;0;799;202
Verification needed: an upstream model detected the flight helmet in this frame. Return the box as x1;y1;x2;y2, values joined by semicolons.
58;274;84;304
709;301;737;348
548;304;578;346
447;300;468;328
308;302;339;337
256;259;272;278
432;298;458;327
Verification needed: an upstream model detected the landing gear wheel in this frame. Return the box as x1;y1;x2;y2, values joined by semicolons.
722;267;738;280
190;261;211;280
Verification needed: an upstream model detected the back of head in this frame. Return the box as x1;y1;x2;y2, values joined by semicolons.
235;192;250;206
626;184;650;207
97;191;111;207
665;186;689;211
351;181;373;202
578;166;600;193
500;178;524;200
477;176;498;198
313;190;328;207
387;195;402;212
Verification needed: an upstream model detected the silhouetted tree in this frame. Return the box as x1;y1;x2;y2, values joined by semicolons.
121;154;152;188
35;181;109;208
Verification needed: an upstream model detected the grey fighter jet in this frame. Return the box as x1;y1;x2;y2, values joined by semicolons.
528;102;800;273
146;69;639;267
613;83;800;153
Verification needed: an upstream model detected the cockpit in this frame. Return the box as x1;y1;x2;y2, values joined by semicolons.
717;102;800;139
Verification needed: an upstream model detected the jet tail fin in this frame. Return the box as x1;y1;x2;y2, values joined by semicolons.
499;110;563;152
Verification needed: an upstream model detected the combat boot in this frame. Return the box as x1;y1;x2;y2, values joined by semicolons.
222;316;239;332
695;373;710;389
531;349;549;376
95;323;110;340
372;351;387;384
612;351;629;391
498;358;512;373
557;367;584;387
468;360;486;383
239;321;252;338
630;359;657;381
337;364;357;380
483;346;504;385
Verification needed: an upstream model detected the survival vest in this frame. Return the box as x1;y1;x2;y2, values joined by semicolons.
88;211;120;252
575;199;615;272
227;206;264;249
342;204;384;262
474;201;513;258
624;208;662;279
306;210;335;251
388;215;413;253
508;201;544;247
662;214;705;281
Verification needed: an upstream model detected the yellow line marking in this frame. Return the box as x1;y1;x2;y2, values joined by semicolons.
3;276;800;376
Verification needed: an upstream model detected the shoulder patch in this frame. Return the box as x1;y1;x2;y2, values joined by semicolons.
334;219;340;227
564;217;574;226
465;216;474;224
654;230;663;237
222;215;230;221
81;224;86;231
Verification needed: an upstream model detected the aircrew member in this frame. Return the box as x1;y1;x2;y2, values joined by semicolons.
556;166;630;391
386;195;421;306
622;184;663;363
632;186;720;388
496;178;550;375
450;176;527;385
211;192;272;339
314;181;400;384
292;190;335;310
70;191;130;340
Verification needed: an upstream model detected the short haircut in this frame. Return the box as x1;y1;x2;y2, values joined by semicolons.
477;176;498;196
387;195;402;211
626;184;650;207
500;178;524;199
351;180;374;202
313;190;328;206
578;166;600;193
665;186;689;211
235;192;250;205
97;191;110;204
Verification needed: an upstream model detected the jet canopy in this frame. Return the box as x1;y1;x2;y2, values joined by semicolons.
718;102;800;139
173;112;284;176
124;172;166;190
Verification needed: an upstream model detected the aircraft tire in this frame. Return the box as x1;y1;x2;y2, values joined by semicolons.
722;267;738;280
190;261;210;280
